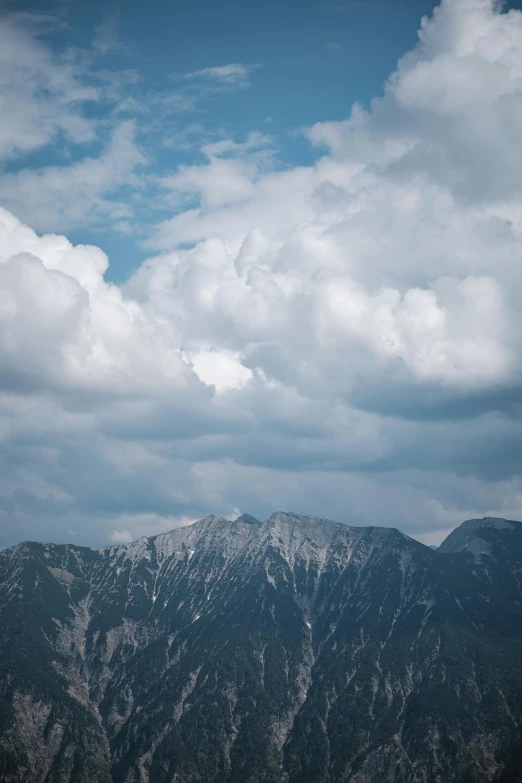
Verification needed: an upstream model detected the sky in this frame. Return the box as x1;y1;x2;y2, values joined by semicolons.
1;0;522;549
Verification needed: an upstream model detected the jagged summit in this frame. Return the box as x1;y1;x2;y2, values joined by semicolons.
9;514;520;560
1;510;522;782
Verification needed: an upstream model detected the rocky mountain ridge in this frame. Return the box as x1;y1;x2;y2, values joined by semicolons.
0;513;521;783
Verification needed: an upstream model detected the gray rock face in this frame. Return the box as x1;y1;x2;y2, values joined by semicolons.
438;516;521;560
1;513;522;783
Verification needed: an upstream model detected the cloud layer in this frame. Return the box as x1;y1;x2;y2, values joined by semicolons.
1;0;522;548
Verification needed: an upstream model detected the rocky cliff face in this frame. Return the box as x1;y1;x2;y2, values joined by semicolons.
0;513;521;783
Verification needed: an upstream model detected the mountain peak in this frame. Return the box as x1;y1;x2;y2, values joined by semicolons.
439;516;521;557
268;510;301;523
233;513;262;525
460;516;520;530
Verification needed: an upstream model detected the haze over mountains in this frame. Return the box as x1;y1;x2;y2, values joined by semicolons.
1;512;521;782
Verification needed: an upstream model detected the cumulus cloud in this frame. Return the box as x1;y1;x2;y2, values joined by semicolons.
1;0;522;549
143;0;522;401
188;350;253;391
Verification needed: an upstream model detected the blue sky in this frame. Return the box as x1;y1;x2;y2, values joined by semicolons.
1;0;522;549
1;0;445;280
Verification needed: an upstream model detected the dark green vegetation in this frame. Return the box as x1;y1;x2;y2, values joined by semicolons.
0;513;521;782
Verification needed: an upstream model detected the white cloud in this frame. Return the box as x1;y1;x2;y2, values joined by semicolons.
0;206;202;397
200;131;274;161
0;16;263;237
0;13;98;162
92;17;121;56
0;13;149;235
183;63;260;88
187;349;253;391
109;529;133;543
0;121;146;232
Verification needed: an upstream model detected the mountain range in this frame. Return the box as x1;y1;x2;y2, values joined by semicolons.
0;512;521;783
